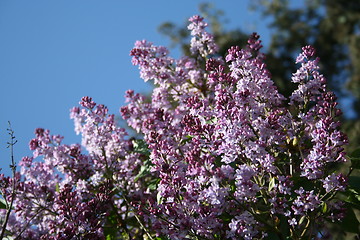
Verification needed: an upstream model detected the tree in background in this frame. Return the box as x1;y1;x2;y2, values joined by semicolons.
252;0;360;154
158;1;360;152
252;0;360;106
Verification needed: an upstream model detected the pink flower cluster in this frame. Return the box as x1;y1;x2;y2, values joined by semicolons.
1;97;151;239
1;15;349;239
125;16;348;239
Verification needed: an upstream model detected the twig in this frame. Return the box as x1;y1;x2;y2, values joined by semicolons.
122;195;154;240
1;122;18;239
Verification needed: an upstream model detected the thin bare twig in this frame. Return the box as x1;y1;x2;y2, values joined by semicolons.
1;122;18;239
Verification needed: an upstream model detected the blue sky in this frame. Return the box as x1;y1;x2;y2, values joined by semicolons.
0;1;275;176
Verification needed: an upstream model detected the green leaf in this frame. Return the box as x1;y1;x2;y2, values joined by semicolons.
343;187;360;210
278;215;291;238
104;210;121;240
55;183;60;193
348;176;360;191
134;165;149;182
106;235;115;240
124;216;139;227
321;202;328;214
298;215;306;225
157;191;163;204
349;148;360;169
350;157;360;169
180;135;193;145
349;148;360;159
229;180;236;193
147;178;160;191
119;232;130;240
264;232;282;240
205;116;217;124
0;198;7;209
268;177;276;192
214;155;223;167
154;237;170;240
291;175;314;192
321;202;328;213
132;139;150;156
3;236;14;240
134;159;153;182
218;212;232;223
338;203;360;233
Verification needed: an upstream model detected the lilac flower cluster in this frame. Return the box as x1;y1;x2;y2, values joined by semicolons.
0;15;350;239
0;97;151;239
125;16;348;239
188;15;219;57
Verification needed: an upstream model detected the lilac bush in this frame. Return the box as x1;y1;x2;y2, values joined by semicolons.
0;15;354;239
1;99;154;239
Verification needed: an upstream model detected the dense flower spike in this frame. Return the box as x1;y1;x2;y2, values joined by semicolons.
188;15;219;57
1;15;350;239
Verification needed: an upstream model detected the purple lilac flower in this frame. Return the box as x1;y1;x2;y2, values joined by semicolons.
234;165;259;202
1;15;350;240
322;173;347;192
124;20;348;238
188;15;219;57
226;211;260;240
292;187;320;215
290;46;326;105
1;98;147;238
300;93;347;179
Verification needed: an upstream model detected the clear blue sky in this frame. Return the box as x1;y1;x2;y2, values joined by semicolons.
0;1;275;176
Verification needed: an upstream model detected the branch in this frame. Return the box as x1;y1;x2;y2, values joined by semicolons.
0;122;18;239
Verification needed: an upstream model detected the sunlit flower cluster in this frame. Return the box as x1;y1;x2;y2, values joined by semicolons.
0;15;349;239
